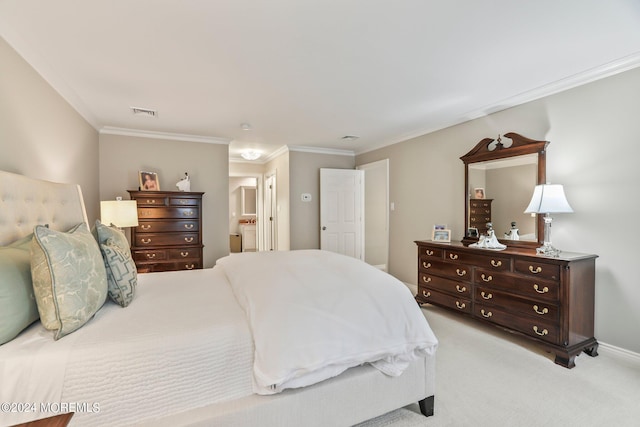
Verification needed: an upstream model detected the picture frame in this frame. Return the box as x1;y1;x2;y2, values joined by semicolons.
474;187;485;199
139;171;160;191
432;229;451;242
468;227;479;238
433;224;447;230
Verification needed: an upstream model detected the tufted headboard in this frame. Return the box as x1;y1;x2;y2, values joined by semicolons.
0;170;88;245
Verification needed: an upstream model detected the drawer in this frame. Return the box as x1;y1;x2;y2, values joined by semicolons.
133;249;167;262
469;207;491;215
474;268;559;302
417;245;443;259
169;197;199;206
469;215;491;224
473;303;560;345
443;250;510;271
137;207;200;220
419;273;471;297
419;259;472;282
135;196;167;206
167;247;201;261
135;232;200;247
417;288;472;314
475;286;559;322
136;220;199;233
139;261;202;273
470;201;491;209
514;259;561;281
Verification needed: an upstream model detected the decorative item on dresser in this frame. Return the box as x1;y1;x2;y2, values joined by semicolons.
415;240;598;368
128;190;204;273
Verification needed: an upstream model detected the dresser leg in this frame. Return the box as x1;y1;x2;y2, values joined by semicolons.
554;353;576;369
583;342;599;357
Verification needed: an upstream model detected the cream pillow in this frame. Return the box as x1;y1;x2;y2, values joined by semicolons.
31;223;108;340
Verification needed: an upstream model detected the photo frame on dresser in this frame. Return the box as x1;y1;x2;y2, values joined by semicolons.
432;229;451;242
139;171;160;191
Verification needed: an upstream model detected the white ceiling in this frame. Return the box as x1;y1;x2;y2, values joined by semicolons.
2;0;640;162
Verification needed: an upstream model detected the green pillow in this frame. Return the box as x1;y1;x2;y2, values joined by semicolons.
94;221;137;306
31;223;108;340
0;235;39;345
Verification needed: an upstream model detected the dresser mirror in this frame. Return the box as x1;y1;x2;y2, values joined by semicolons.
460;132;548;249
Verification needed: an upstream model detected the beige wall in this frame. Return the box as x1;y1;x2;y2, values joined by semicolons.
0;38;100;221
98;133;229;267
357;67;640;354
289;151;355;250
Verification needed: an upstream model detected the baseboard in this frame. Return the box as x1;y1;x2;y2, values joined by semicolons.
599;341;640;365
373;264;387;272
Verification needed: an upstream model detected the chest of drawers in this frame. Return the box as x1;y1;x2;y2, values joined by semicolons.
468;198;492;235
415;240;598;368
128;190;204;273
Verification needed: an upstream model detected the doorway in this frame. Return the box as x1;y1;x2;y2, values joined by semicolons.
229;175;261;252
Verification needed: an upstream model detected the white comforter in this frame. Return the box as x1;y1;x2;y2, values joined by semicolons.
217;250;438;395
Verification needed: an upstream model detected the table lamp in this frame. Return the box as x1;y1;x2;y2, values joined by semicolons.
100;197;139;230
524;184;573;256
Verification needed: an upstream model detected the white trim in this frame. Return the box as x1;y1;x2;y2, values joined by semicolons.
287;145;354;156
599;341;640;365
99;126;230;145
356;52;640;156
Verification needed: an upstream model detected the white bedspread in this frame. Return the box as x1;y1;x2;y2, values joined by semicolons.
216;250;438;395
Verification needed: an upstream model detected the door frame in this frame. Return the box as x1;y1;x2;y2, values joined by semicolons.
229;172;263;251
357;159;389;271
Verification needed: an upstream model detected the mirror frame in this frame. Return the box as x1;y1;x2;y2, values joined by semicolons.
240;186;257;216
460;132;548;249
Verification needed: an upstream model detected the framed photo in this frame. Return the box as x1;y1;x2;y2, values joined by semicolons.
139;171;160;191
432;229;451;242
474;187;485;199
468;227;479;238
433;224;447;230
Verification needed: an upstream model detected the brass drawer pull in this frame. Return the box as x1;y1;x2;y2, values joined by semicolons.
141;224;152;230
456;269;467;277
481;274;492;282
425;249;434;256
481;291;493;300
491;260;502;267
184;224;194;230
180;251;189;257
455;301;466;309
470;217;476;221
141;238;152;244
456;285;466;293
533;326;548;336
529;265;543;274
184;237;194;243
449;253;459;260
533;305;549;315
422;290;431;298
422;276;431;283
185;264;195;270
481;309;492;318
184;210;195;216
146;253;156;259
422;262;431;269
179;200;188;205
146;200;156;204
533;284;549;294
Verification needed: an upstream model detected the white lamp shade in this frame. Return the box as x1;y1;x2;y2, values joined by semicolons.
524;184;574;214
100;200;139;227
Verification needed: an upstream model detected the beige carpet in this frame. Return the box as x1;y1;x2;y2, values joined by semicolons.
357;304;640;427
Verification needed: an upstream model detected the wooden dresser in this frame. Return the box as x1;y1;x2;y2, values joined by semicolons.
128;190;204;273
468;198;492;235
415;240;598;368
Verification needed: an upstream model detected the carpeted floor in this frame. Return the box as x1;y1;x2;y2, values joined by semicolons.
356;303;640;427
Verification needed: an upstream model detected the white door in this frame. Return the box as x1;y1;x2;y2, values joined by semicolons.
320;168;364;260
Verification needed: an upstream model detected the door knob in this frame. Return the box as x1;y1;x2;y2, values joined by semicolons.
322;226;327;230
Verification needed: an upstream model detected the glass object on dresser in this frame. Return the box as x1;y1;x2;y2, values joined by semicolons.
460;132;547;249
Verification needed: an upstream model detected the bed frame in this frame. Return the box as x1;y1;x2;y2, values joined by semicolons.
1;170;435;426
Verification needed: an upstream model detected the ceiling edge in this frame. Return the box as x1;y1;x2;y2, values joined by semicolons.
287;145;354;156
99;126;230;144
354;51;640;157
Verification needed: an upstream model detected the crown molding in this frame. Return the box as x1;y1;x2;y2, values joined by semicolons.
99;126;230;145
287;145;354;156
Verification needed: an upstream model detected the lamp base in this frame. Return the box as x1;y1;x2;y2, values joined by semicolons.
536;242;561;257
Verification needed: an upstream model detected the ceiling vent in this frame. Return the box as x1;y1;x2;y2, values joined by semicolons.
131;107;158;118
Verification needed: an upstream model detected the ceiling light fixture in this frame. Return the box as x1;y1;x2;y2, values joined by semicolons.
241;123;252;131
241;149;261;161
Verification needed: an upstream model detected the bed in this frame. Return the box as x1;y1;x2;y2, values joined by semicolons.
0;170;437;427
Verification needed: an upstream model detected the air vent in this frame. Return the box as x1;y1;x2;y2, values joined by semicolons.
131;107;158;117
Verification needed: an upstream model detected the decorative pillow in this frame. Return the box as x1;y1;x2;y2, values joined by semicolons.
94;220;137;306
0;235;39;345
31;223;108;340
